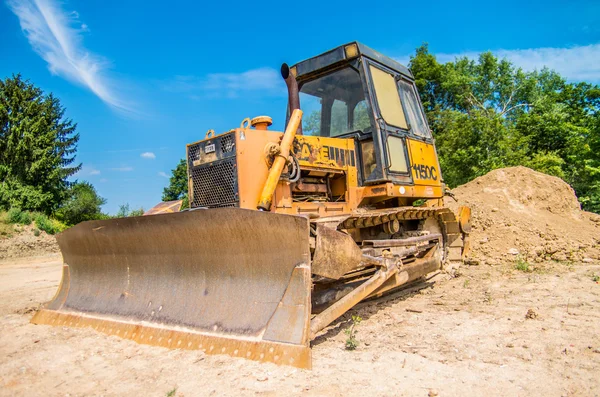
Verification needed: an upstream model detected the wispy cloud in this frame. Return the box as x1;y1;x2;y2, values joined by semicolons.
161;67;284;98
140;152;156;159
111;166;133;172
89;169;101;175
398;44;600;82
7;0;134;112
158;171;169;178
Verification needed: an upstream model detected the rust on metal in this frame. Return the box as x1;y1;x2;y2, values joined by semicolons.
369;253;442;299
292;181;328;193
32;310;311;368
310;256;396;338
312;224;364;279
458;205;472;234
281;63;302;135
362;233;442;248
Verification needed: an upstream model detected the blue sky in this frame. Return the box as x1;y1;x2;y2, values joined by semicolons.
1;0;599;214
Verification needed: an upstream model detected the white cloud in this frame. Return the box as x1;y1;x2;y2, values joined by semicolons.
140;152;156;159
398;44;600;82
7;0;134;112
493;45;600;81
162;67;284;97
75;165;100;177
111;166;133;172
158;171;169;178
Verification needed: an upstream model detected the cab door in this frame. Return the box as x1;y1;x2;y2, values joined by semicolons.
366;62;413;185
366;62;442;188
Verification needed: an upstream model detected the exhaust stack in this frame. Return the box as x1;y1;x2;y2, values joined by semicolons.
281;63;302;135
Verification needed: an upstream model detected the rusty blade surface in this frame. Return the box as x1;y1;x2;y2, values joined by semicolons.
32;208;312;368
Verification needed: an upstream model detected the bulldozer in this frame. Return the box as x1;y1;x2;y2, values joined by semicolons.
32;42;471;369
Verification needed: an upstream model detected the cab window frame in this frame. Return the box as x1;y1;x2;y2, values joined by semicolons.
363;60;413;180
296;61;376;139
396;76;432;141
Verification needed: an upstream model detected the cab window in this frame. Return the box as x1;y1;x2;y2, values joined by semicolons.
300;67;372;137
369;65;408;130
398;80;431;138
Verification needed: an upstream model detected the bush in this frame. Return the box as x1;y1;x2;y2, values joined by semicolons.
55;182;107;226
34;213;66;235
129;208;145;217
6;208;32;225
116;203;144;218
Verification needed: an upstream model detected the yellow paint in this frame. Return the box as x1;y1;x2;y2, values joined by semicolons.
406;138;442;186
258;109;302;210
188;121;443;217
293;135;356;171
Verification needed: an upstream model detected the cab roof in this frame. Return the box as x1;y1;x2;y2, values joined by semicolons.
292;42;413;81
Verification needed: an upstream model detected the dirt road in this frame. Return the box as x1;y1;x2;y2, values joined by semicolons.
1;254;599;397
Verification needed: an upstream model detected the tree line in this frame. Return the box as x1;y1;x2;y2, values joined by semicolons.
409;44;599;212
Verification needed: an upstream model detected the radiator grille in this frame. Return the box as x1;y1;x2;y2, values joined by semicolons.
191;159;238;208
221;134;235;154
188;143;201;162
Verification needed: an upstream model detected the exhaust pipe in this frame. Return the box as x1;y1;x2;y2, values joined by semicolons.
281;63;302;135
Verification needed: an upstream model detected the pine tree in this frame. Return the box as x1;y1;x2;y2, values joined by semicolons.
0;74;81;213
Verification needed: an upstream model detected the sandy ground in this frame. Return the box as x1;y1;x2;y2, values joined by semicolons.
1;254;599;397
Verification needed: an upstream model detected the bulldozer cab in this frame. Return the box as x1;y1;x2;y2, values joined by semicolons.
289;42;439;187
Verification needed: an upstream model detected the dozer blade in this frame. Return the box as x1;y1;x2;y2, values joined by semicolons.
32;208;313;369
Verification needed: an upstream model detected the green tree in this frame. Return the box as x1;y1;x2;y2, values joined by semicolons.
55;181;107;225
302;110;321;136
162;159;188;203
409;44;600;212
0;75;80;213
303;102;371;137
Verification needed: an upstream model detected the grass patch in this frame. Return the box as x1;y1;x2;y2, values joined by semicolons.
515;256;532;272
165;388;177;397
1;209;67;235
6;208;33;225
0;221;14;238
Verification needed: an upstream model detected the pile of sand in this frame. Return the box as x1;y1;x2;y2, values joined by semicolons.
446;166;600;266
0;224;59;260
